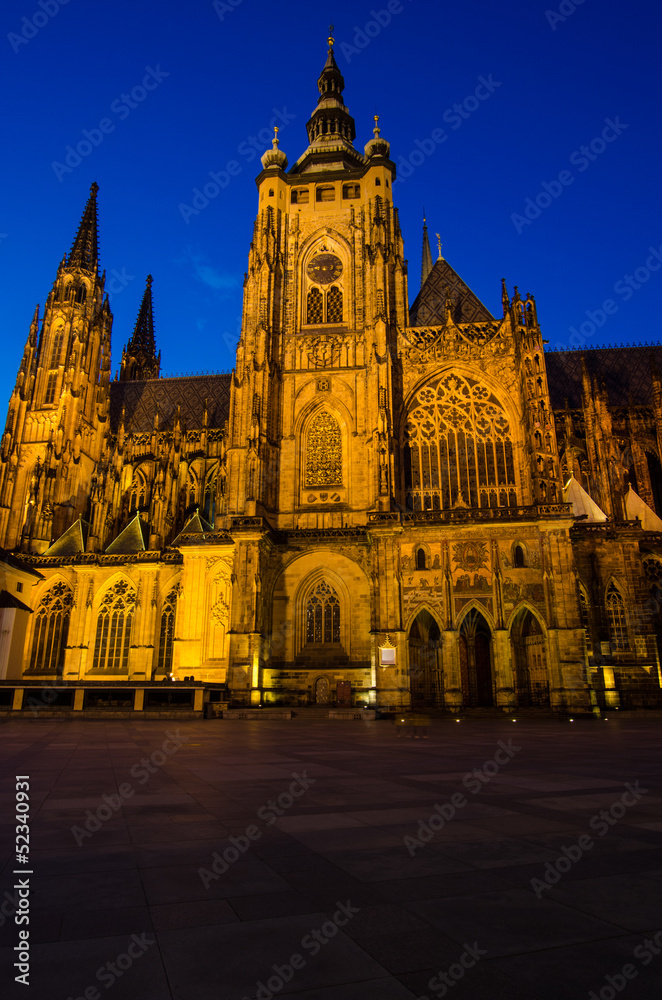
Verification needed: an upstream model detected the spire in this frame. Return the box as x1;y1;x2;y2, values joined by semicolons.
304;31;356;149
421;214;433;289
67;182;99;272
120;276;160;381
130;275;156;355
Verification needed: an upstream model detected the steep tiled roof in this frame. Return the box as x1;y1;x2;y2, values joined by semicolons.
109;374;232;433
545;346;662;409
410;258;495;326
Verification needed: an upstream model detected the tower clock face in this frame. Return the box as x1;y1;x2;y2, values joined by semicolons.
307;253;343;285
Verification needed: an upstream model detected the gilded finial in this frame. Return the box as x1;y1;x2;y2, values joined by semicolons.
328;23;334;48
373;114;381;138
436;234;442;259
273;126;280;147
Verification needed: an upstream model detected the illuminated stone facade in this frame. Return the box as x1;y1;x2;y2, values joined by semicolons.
1;42;662;711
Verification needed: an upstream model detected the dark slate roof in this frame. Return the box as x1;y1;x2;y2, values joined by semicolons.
0;590;33;612
410;258;495;326
109;374;232;433
106;515;149;554
0;547;42;578
43;517;89;556
545;346;662;409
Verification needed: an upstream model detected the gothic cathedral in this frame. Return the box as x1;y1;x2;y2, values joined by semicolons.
2;40;662;713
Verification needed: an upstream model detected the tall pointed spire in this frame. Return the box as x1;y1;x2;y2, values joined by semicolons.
67;182;99;272
421;214;433;289
119;276;160;381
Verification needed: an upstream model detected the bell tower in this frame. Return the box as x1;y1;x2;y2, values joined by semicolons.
225;34;408;529
0;183;112;551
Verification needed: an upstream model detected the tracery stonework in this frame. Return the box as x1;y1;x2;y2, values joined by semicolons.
305;412;342;487
404;372;517;511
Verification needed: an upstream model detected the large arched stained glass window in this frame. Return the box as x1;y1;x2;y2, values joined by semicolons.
28;582;73;674
157;589;177;675
404;372;517;511
305;411;342;487
305;581;341;644
606;584;628;650
92;580;136;672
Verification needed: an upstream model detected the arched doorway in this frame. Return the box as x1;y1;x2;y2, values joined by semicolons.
459;609;493;706
408;609;442;707
315;677;330;704
511;608;549;707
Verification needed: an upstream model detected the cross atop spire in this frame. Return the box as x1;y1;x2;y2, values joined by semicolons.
420;214;433;289
68;182;99;272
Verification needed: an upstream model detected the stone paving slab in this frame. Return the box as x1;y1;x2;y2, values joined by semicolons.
0;715;661;998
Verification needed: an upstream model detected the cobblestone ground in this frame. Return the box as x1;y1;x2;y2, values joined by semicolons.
1;715;661;999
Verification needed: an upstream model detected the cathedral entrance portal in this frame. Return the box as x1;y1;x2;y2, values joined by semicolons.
408;609;442;707
315;677;330;704
459;609;493;707
511;609;549;707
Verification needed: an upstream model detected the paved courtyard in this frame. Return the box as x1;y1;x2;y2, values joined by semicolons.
1;714;662;999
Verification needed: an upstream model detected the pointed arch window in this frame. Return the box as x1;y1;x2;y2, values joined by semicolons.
129;469;147;513
28;582;73;674
157;589;177;675
606;584;628;650
203;467;217;525
305;411;342;487
326;285;343;323
92;581;136;672
186;469;198;511
404;372;517;511
44;372;57;405
307;288;324;324
416;547;427;570
49;330;64;368
305;581;341;644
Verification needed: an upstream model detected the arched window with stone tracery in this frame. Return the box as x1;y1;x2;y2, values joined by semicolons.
129;468;147;513
92;580;136;672
403;372;517;511
305;411;342;487
307;288;324;324
305;581;341;645
156;588;177;676
203;467;217;525
606;583;628;650
28;582;73;674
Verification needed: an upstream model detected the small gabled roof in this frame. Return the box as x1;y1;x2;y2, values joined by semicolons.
409;257;495;326
105;514;150;554
625;485;662;531
43;516;90;556
172;510;213;545
563;475;608;522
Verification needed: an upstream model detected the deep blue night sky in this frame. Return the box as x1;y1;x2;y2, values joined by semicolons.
1;0;661;412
